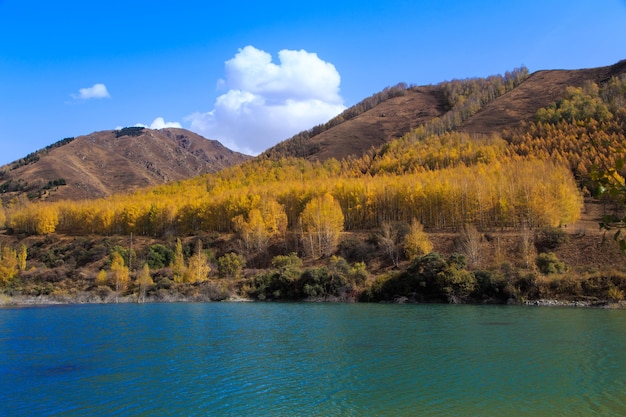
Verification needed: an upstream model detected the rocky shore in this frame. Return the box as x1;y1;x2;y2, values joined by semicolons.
2;292;624;309
523;299;625;308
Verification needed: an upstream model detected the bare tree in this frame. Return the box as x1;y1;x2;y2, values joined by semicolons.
518;224;535;269
459;224;482;268
378;221;401;268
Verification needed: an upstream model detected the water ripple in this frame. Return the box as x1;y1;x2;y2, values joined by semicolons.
1;303;626;416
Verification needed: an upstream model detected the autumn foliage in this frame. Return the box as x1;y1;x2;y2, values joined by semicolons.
7;69;624;269
2;69;626;304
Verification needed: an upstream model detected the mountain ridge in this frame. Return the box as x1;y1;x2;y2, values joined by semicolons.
0;127;251;202
2;59;625;204
263;59;626;162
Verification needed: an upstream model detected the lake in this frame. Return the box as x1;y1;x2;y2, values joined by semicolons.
1;302;625;416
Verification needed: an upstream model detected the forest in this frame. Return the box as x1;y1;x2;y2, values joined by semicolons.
1;70;625;305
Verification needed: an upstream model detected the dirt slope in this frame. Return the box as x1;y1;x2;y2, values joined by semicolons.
268;59;626;162
0;128;250;202
309;86;447;161
458;60;626;135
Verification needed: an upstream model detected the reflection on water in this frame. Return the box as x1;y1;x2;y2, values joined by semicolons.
1;303;625;416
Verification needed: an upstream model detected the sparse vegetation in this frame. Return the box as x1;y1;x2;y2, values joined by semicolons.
8;137;75;170
115;126;145;138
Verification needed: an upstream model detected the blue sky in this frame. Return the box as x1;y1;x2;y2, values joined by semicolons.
1;0;625;165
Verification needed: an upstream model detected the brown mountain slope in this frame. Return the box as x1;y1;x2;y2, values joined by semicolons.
265;59;626;162
308;86;447;161
458;59;626;135
0;128;250;202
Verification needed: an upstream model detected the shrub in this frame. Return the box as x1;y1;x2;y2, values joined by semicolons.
217;252;246;279
404;252;476;302
349;262;368;286
337;238;375;263
115;126;145;138
146;244;174;269
473;270;508;302
271;253;302;276
156;277;173;290
607;286;625;302
299;267;349;299
536;252;566;274
360;270;406;302
535;227;569;252
248;270;298;300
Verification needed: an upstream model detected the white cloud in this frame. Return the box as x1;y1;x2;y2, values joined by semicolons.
186;45;346;155
132;117;182;130
148;117;182;129
72;83;110;100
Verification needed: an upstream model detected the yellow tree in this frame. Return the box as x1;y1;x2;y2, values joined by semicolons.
34;205;59;235
17;245;27;271
0;204;6;229
110;252;130;298
172;238;187;283
0;246;18;286
184;241;211;283
232;198;288;256
233;209;268;254
300;193;344;258
403;219;433;261
95;269;109;287
136;263;154;302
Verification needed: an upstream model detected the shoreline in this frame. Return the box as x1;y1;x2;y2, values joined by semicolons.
1;293;624;309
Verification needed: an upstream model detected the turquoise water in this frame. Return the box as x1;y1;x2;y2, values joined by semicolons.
1;303;625;416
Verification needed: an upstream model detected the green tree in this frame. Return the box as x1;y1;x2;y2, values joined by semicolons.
407;253;476;302
271;253;303;283
349;261;368;286
146;244;174;269
328;255;351;285
217;252;246;279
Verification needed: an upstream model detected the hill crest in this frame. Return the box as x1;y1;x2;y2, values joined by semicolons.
263;59;626;162
0;127;250;202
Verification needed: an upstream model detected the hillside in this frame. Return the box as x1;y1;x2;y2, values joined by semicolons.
0;127;251;202
458;59;626;135
303;86;447;161
264;60;626;162
3;60;624;205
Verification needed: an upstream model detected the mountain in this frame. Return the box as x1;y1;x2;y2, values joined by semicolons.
457;59;626;136
296;86;447;161
0;127;250;202
2;60;625;204
2;60;626;305
264;59;626;162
